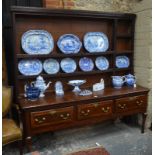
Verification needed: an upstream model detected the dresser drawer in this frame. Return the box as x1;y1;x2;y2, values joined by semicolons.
77;100;113;120
30;106;74;128
115;95;147;113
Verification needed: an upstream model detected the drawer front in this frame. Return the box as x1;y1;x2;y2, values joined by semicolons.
78;100;113;120
115;95;147;113
31;106;74;128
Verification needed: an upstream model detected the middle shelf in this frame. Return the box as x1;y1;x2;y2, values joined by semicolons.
17;68;132;79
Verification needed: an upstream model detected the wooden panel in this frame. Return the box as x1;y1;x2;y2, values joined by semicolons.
117;20;132;35
116;39;132;51
30;106;74;128
115;95;147;113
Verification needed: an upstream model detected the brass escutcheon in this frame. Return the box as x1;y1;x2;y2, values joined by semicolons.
49;110;57;115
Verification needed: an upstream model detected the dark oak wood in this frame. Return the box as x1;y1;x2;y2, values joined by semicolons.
11;6;149;152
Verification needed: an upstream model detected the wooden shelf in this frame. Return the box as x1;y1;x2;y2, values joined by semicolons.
115;50;133;54
114;67;132;71
17;51;114;59
116;34;132;39
17;69;114;79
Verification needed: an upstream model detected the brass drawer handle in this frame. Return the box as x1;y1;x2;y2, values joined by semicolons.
60;113;70;120
118;104;126;109
42;117;46;120
35;117;46;123
35;118;39;122
102;107;110;113
81;109;90;116
136;100;143;106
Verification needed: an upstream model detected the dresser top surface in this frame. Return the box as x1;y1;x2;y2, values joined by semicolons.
18;85;149;110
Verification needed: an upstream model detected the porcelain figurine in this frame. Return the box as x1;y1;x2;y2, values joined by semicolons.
112;76;126;89
55;81;64;96
24;83;40;101
31;76;51;97
125;74;136;87
93;78;105;91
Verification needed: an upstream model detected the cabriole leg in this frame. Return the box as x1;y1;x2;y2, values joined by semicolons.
141;113;147;133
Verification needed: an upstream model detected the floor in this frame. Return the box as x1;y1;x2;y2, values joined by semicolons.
2;121;152;155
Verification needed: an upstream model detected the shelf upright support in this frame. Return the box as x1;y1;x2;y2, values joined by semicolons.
112;18;118;76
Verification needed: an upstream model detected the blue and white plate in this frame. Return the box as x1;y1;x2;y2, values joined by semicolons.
95;56;109;70
57;34;82;54
18;59;42;76
21;30;54;55
43;58;59;74
84;32;109;53
79;57;94;72
115;56;130;68
60;58;77;73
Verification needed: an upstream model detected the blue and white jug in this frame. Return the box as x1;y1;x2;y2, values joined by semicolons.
112;76;126;89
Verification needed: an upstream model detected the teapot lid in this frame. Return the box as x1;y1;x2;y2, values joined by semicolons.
126;74;134;77
36;76;44;81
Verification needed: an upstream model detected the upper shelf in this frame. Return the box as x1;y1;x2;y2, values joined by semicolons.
116;34;132;39
17;69;114;79
17;51;115;59
17;50;134;59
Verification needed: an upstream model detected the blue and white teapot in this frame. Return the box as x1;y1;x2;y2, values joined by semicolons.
31;76;51;97
112;76;126;89
125;74;136;87
24;83;40;101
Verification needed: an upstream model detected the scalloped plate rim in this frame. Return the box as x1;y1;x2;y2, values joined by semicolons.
21;30;54;55
84;32;109;53
57;34;82;54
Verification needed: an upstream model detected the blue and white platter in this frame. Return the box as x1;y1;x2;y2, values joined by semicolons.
57;34;82;54
18;59;42;76
84;32;109;53
60;58;77;73
43;58;59;74
79;57;94;72
115;56;130;68
95;56;109;70
21;30;54;55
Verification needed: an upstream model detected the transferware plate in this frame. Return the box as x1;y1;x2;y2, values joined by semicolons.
115;56;130;68
84;32;109;53
57;34;82;54
18;59;42;76
21;30;54;55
